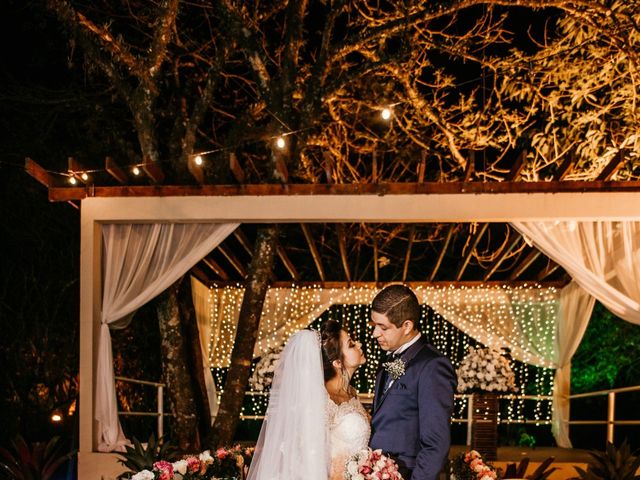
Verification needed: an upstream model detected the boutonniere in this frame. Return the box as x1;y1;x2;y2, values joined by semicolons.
382;357;406;380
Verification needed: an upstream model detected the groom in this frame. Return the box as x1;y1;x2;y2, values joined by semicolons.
369;285;457;480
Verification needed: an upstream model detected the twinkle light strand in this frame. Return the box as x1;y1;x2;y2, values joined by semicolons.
209;284;558;425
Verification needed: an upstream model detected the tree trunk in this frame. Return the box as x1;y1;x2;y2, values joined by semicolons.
209;224;279;447
157;281;200;452
178;275;213;441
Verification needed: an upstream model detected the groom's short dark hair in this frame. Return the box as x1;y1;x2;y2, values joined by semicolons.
372;284;420;329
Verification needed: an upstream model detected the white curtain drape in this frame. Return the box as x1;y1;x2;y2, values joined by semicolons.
513;221;640;325
552;282;595;447
97;223;238;452
191;277;219;422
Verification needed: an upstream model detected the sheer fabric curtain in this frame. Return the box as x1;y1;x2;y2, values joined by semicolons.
513;221;640;325
97;223;238;451
552;282;595;447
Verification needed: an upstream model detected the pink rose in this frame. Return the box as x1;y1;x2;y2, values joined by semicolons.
215;448;228;460
185;456;200;474
153;461;173;480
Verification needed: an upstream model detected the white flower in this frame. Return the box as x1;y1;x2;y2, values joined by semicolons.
172;460;188;475
132;470;155;480
199;450;213;463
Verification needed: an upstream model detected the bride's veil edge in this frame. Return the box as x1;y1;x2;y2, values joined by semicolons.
246;329;329;480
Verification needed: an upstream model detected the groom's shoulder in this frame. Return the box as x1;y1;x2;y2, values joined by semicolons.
414;338;451;364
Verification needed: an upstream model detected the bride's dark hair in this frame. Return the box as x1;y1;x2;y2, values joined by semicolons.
319;319;343;382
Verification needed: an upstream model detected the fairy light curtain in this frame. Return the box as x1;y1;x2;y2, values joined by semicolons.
192;279;586;447
97;222;239;452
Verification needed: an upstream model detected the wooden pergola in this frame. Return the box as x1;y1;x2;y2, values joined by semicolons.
26;156;640;479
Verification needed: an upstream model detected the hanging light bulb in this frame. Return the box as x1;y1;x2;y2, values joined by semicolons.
81;172;89;181
69;176;77;185
275;137;286;149
381;107;392;120
51;412;63;423
132;166;141;176
194;155;203;166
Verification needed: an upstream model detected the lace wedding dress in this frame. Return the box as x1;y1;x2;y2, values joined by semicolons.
327;396;371;480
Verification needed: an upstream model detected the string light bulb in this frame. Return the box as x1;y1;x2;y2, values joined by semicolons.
381;107;392;120
51;412;62;423
132;166;140;176
275;137;286;149
194;155;203;166
81;172;89;181
69;176;77;185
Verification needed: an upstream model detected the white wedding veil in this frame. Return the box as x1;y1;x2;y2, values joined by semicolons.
246;329;329;480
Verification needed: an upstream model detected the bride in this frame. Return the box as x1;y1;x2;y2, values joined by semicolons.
246;319;369;480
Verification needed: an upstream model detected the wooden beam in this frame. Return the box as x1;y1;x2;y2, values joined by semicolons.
536;261;561;282
207;280;566;288
429;225;455;282
464;151;475;181
418;152;427;183
509;249;542;281
45;180;640;202
203;256;230;281
142;157;165;184
191;264;212;285
337;224;352;282
233;228;253;256
455;223;489;281
277;243;300;281
402;226;416;282
105;157;128;184
229;153;245;184
372;152;378;183
553;153;577;181
218;244;247;278
483;232;522;281
596;155;626;181
24;157;54;188
507;150;527;181
301;224;326;282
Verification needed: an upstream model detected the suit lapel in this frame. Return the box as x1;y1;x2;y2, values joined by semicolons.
373;336;427;414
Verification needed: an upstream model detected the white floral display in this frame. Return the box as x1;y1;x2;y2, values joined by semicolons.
456;346;517;393
249;344;284;391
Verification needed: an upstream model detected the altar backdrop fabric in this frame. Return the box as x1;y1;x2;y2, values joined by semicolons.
192;280;585;446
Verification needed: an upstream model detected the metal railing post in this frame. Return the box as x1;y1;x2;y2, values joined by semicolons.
467;395;474;446
607;391;615;445
158;385;164;439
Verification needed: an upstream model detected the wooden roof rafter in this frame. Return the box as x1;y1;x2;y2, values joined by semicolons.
455;223;489;281
509;248;542;281
301;224;326;282
429;225;455;282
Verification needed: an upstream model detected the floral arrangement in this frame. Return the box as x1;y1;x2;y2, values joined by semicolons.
456;346;517;393
450;450;498;480
248;345;283;392
382;357;406;381
130;446;254;480
344;448;403;480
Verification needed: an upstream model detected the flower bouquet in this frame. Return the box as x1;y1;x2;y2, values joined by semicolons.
456;346;517;393
249;345;283;392
450;450;498;480
344;448;403;480
130;446;254;480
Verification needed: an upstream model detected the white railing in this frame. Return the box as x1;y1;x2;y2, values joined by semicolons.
115;376;168;438
568;384;640;444
115;381;640;446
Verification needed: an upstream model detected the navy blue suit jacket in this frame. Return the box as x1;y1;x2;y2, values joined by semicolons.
370;336;456;480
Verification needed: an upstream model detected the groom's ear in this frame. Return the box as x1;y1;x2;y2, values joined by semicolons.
402;319;415;333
